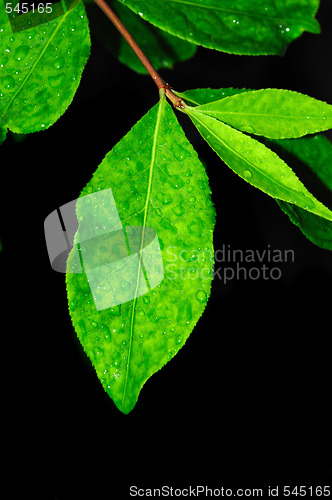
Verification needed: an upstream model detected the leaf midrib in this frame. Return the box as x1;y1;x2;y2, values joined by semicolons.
0;5;70;125
196;109;330;121
121;96;165;410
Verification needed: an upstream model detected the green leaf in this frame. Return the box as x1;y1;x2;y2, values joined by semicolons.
118;0;320;55
0;0;90;134
267;135;332;250
185;107;332;221
178;87;332;248
66;95;215;414
86;0;196;74
191;89;332;139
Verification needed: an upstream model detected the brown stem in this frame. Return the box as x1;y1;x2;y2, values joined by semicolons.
93;0;185;109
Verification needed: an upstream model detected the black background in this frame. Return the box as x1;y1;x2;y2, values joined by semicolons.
2;1;332;498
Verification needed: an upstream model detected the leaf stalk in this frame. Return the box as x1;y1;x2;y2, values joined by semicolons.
93;0;185;108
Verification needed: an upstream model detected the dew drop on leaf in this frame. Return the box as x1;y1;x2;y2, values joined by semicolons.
1;76;15;89
52;57;65;70
243;169;252;179
14;45;29;62
103;326;112;343
195;290;207;303
147;309;159;324
93;346;104;360
109;306;121;316
172;205;185;216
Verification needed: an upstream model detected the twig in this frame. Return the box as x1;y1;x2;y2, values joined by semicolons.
93;0;185;108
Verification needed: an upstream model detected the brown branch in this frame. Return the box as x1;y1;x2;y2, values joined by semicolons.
93;0;185;108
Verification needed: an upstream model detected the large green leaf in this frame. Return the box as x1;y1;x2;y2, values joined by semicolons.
0;0;90;134
118;0;320;55
87;0;196;74
185;108;332;221
191;89;332;139
178;87;332;249
66;94;215;414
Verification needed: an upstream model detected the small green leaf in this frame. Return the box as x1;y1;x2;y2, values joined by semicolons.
0;0;90;134
118;0;320;55
66;95;215;414
179;87;332;248
186;108;332;221
87;0;196;74
192;89;332;139
267;135;332;250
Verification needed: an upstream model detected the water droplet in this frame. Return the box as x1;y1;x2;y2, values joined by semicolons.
195;290;207;303
15;45;29;62
147;308;159;324
243;169;252;179
102;325;112;343
157;192;173;205
52;57;65;70
189;267;198;278
171;175;185;189
122;199;130;212
109;306;121;316
70;298;78;310
97;180;107;191
112;350;122;365
245;125;255;134
0;55;9;68
93;346;103;358
172;205;185;216
1;75;15;89
121;280;130;291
